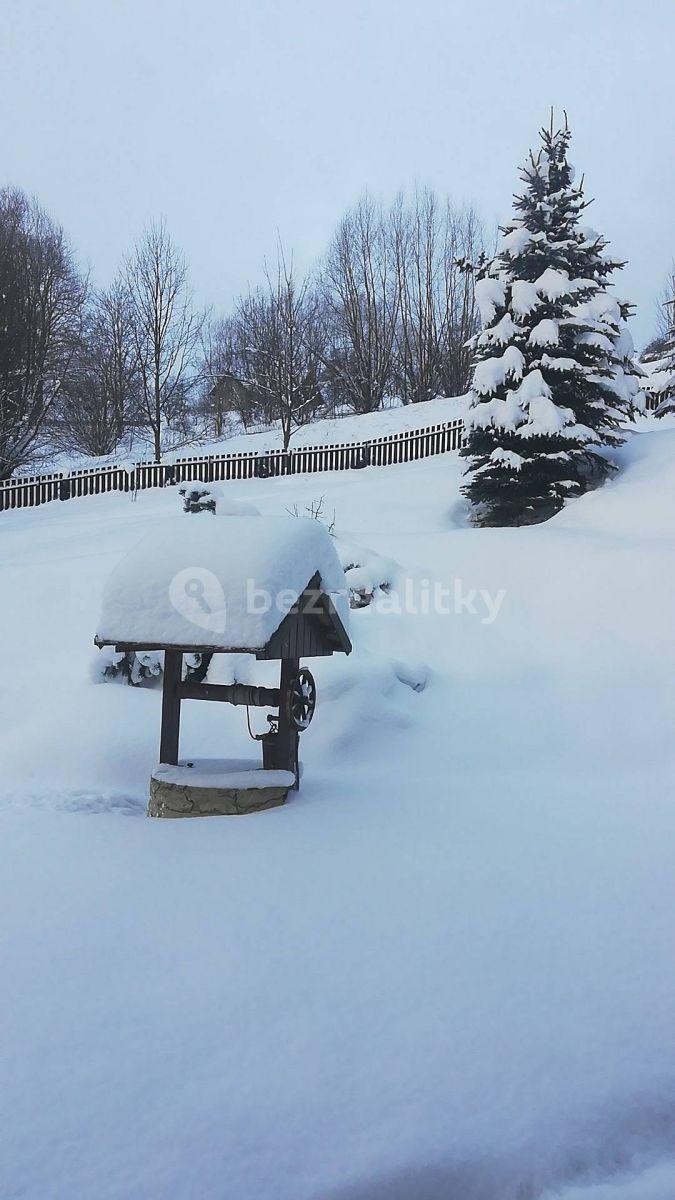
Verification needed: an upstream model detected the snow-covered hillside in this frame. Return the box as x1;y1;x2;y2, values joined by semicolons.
1;425;675;1200
48;393;468;473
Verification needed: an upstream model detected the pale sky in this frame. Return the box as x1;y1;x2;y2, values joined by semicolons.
1;0;672;347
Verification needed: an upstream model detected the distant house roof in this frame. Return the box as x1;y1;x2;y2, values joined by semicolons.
94;515;351;656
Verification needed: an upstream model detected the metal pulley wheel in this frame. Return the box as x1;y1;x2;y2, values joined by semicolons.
287;668;317;731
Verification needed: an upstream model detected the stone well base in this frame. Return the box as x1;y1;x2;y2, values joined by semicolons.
149;759;295;818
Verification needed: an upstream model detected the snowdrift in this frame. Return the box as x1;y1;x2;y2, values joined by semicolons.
1;424;674;1200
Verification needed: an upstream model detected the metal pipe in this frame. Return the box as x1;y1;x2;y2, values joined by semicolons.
176;681;280;708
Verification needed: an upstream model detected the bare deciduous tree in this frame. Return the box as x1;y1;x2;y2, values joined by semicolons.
125;220;201;462
390;192;483;404
56;278;141;457
198;315;263;437
233;255;324;450
657;265;675;339
96;278;143;438
436;202;484;398
320;196;399;414
391;189;441;405
0;187;85;478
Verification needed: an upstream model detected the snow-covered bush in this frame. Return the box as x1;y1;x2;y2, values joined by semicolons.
178;481;221;514
461;117;640;526
285;497;335;532
284;496;394;609
96;647;163;687
178;479;260;516
335;537;397;608
96;648;213;688
183;652;211;683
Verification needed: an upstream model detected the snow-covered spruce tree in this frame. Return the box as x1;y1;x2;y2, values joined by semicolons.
461;117;639;526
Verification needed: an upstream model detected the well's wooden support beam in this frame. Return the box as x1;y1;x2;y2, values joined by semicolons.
278;657;299;787
159;650;183;765
262;658;300;781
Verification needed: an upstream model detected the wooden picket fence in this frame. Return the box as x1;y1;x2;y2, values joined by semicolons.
643;392;661;412
0;417;466;513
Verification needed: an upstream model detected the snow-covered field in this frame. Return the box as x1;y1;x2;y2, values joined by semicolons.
1;418;675;1199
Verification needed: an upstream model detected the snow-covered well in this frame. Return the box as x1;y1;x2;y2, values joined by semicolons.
95;515;350;652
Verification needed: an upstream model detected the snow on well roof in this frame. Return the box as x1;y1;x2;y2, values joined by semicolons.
95;516;351;653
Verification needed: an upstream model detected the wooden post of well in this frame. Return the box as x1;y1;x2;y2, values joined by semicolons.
159;650;182;765
262;656;299;787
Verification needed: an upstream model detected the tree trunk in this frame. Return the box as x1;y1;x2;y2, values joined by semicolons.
154;369;162;462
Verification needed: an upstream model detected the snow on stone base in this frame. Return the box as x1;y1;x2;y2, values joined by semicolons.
149;758;295;817
153;758;295;790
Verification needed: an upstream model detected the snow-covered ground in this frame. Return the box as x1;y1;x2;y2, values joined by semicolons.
46;393;468;474
1;422;675;1199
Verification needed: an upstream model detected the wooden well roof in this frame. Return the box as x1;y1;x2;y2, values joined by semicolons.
94;516;352;658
